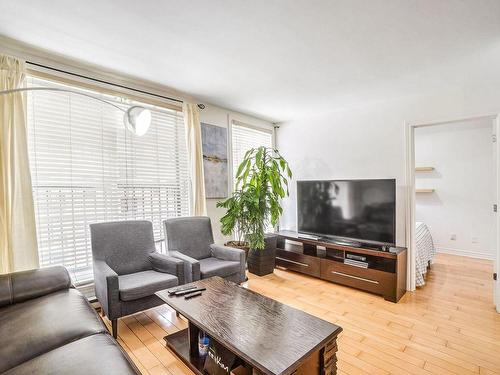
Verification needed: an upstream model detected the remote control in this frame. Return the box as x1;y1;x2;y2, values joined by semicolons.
167;285;196;295
184;290;203;299
174;287;206;296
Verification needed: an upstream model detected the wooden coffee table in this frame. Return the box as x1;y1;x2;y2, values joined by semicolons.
156;276;342;375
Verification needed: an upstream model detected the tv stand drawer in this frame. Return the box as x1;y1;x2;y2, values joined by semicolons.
275;249;320;277
320;259;395;297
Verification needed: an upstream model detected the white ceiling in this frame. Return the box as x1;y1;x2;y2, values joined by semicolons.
1;0;499;122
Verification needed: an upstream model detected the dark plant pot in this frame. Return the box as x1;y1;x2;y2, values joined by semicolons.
247;235;278;276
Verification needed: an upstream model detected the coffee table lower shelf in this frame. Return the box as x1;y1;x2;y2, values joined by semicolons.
164;329;206;375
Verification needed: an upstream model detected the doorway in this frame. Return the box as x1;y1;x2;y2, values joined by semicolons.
405;115;500;312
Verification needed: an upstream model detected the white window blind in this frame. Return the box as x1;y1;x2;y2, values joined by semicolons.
27;76;189;285
231;121;273;181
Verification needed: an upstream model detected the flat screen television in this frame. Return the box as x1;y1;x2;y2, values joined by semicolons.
297;179;396;245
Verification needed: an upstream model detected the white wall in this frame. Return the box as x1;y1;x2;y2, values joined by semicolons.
277;84;500;248
415;119;495;259
199;104;274;244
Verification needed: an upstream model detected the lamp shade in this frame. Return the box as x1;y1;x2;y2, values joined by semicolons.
124;106;151;136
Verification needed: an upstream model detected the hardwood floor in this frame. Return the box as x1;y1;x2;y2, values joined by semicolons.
103;253;500;375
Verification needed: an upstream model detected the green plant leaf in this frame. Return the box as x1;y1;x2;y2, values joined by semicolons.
235;160;247;179
279;158;286;171
255;148;263;166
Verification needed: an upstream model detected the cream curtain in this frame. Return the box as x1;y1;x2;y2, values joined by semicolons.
183;102;207;216
0;55;39;273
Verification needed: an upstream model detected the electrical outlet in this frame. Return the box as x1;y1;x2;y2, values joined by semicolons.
472;237;479;244
450;234;457;241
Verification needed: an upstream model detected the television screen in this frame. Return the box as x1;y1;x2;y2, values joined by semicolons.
297;179;396;245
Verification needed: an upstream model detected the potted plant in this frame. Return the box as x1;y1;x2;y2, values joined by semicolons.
217;188;252;260
217;146;292;276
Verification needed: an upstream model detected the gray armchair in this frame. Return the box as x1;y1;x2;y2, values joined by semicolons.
90;220;184;338
164;217;245;284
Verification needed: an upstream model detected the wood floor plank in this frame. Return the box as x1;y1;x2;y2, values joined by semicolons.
337;351;389;375
148;365;171;375
403;345;479;375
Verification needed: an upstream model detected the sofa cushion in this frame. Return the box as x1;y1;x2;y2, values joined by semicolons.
0;266;71;308
0;288;106;373
199;257;241;279
119;270;178;301
4;333;138;375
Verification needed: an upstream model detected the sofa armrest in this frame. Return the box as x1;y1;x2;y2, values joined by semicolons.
210;244;245;263
168;251;200;283
149;252;184;282
0;266;72;307
93;260;120;319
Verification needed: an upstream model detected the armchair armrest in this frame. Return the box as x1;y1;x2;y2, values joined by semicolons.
168;251;200;283
149;252;185;283
93;260;120;319
210;244;245;263
210;244;246;284
0;266;71;307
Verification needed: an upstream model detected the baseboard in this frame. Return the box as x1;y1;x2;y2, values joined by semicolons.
436;246;495;260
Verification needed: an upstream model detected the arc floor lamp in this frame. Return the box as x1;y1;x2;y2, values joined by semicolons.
0;86;152;136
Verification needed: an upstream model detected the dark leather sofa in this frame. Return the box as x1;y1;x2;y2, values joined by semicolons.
0;266;139;375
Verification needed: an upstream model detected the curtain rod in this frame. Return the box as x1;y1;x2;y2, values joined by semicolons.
26;61;184;104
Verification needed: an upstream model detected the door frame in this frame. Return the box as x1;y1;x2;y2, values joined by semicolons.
496;115;500;313
404;114;499;311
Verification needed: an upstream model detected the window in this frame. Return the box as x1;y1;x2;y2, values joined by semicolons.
27;76;189;285
231;120;273;181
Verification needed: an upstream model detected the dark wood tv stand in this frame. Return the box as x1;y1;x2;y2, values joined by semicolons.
274;231;407;302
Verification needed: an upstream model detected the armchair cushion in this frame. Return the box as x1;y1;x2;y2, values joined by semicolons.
164;217;214;259
118;270;178;302
90;221;155;275
199;257;241;279
168;250;200;283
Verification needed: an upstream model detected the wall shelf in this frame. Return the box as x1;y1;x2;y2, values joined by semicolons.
416;189;435;193
415;167;435;172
